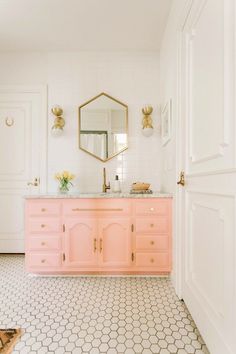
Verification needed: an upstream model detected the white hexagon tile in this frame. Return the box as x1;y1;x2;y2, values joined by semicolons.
0;255;210;354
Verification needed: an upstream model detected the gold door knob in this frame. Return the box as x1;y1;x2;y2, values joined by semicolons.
177;171;185;186
150;241;155;245
150;223;154;228
41;224;45;228
150;258;154;263
41;259;46;263
27;177;40;187
41;208;46;212
41;242;46;246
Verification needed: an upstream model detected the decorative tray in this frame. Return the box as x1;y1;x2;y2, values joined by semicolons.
130;189;153;194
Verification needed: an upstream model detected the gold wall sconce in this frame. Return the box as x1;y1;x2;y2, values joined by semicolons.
51;105;65;136
142;105;153;137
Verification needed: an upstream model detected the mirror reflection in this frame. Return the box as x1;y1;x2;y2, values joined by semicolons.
79;93;128;162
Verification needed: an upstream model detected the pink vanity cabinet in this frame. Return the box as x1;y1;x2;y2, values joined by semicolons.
25;197;172;275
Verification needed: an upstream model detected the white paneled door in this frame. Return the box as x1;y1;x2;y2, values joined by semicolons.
0;86;47;253
177;0;236;354
177;1;236;354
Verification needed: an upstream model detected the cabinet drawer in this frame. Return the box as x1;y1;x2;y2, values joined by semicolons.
27;253;62;267
136;235;169;251
28;218;61;233
28;236;61;251
135;199;170;216
135;252;169;267
63;199;130;215
135;216;169;233
27;201;61;216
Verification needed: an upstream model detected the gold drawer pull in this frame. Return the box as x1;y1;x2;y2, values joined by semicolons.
71;208;123;212
150;241;155;245
150;223;154;228
41;208;46;212
150;258;154;263
150;207;154;211
100;239;103;253
41;224;46;228
41;259;46;263
41;242;46;246
94;238;97;252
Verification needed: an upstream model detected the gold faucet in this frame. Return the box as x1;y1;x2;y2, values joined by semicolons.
102;167;110;193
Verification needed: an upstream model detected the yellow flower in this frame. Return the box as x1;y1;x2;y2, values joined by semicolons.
63;171;69;179
55;171;75;182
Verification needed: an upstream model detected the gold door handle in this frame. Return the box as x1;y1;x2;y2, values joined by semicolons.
41;208;46;212
100;239;103;253
41;242;46;246
150;241;155;245
150;258;154;263
150;223;154;228
41;259;46;263
41;224;45;228
27;177;40;186
94;238;97;252
177;171;185;186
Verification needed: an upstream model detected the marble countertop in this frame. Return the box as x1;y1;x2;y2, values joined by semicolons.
24;192;173;199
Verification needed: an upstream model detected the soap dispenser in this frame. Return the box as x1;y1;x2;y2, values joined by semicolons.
113;175;121;193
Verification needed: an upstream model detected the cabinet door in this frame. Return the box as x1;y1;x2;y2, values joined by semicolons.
64;218;97;267
99;218;131;268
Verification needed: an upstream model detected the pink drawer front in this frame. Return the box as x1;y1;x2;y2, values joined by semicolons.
28;218;61;233
135;199;170;215
27;201;61;216
27;253;62;267
135;216;169;233
63;199;131;215
136;235;169;251
135;252;170;267
28;236;61;251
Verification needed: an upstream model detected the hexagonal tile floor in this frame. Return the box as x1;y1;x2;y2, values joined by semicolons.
0;255;210;354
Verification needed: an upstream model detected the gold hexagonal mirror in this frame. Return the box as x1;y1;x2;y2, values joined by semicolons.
78;92;128;162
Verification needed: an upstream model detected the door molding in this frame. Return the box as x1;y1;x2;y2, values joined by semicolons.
0;85;48;193
173;0;194;297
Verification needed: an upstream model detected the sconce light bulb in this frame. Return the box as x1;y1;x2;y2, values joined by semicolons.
142;127;154;137
51;126;64;137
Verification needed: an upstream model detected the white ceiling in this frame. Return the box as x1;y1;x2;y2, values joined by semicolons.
0;0;172;52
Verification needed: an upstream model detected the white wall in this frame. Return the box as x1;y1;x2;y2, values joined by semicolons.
0;51;161;193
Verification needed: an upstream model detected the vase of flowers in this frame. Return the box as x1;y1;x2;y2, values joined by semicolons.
55;171;75;194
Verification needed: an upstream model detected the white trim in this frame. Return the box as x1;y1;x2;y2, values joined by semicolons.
39;86;48;194
186;167;236;177
173;0;195;298
173;31;185;298
183;189;236;198
161;99;172;146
